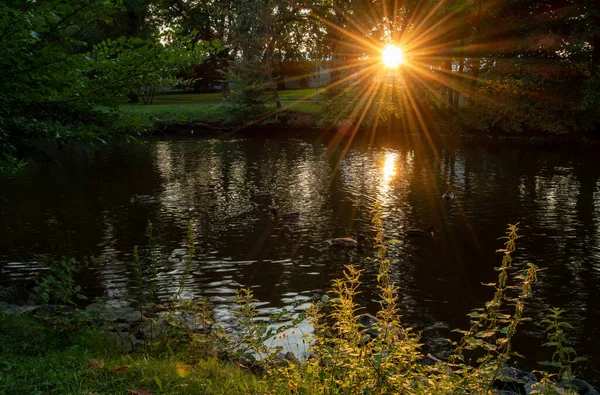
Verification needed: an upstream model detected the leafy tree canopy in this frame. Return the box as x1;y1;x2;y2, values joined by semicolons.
0;0;216;172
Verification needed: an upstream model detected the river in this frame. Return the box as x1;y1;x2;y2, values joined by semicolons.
1;133;599;382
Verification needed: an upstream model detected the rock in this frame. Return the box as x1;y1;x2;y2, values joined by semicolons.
109;330;141;352
31;304;60;319
493;366;537;394
0;285;33;303
419;353;454;374
238;354;266;376
356;313;404;340
273;352;300;368
556;378;600;395
238;354;256;368
357;313;380;338
86;302;142;323
285;351;300;366
141;321;167;338
0;302;38;315
420;353;444;366
424;336;453;360
357;313;379;328
274;353;288;367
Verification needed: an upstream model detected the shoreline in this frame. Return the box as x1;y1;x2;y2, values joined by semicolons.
138;109;599;147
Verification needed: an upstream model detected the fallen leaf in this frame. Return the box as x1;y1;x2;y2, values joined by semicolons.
127;389;154;395
86;359;104;370
112;365;130;372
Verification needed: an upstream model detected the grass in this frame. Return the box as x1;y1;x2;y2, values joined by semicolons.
115;89;325;127
0;314;262;394
119;102;229;124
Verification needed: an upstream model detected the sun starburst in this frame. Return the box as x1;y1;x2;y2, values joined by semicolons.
382;45;405;68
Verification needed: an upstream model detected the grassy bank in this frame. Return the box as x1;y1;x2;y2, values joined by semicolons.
114;89;324;131
112;89;593;142
0;313;262;394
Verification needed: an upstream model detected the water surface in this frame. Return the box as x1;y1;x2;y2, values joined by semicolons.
1;134;599;381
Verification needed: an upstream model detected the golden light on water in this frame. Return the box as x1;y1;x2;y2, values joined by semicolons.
380;152;398;194
382;45;405;68
382;152;397;181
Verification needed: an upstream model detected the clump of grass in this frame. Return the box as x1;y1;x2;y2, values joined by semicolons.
0;313;262;394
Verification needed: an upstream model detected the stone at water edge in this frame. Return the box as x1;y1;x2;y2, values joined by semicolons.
285;351;300;366
237;354;267;376
0;285;34;303
357;313;380;338
0;302;38;315
85;302;142;323
556;378;600;395
493;366;537;394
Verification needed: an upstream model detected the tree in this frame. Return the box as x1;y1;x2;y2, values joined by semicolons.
0;0;212;172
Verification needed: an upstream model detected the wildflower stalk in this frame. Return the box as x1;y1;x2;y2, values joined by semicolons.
176;219;195;301
145;221;158;300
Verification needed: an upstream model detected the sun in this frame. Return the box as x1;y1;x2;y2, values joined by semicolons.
382;45;405;68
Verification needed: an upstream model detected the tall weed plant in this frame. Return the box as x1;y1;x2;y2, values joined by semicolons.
240;214;585;394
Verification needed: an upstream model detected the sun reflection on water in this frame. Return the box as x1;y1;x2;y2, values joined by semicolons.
380;152;398;194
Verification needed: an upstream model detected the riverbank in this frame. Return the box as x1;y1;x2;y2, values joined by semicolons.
2;288;599;395
0;312;262;394
115;90;597;144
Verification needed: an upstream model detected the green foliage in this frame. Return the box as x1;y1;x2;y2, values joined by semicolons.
90;35;218;105
33;256;93;306
222;60;273;124
0;1;216;173
455;76;583;135
578;76;600;131
536;308;587;387
244;221;571;395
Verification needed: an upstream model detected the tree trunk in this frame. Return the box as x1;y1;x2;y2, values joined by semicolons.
221;81;229;101
327;7;345;95
592;34;600;77
454;58;464;108
469;59;480;107
266;58;281;109
264;24;281;110
445;57;453;109
277;69;286;90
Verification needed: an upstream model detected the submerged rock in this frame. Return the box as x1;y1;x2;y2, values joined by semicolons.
129;194;158;204
109;330;142;353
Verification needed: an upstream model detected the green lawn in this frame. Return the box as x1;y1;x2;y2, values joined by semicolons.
116;89;325;125
145;88;324;103
119;102;228;123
